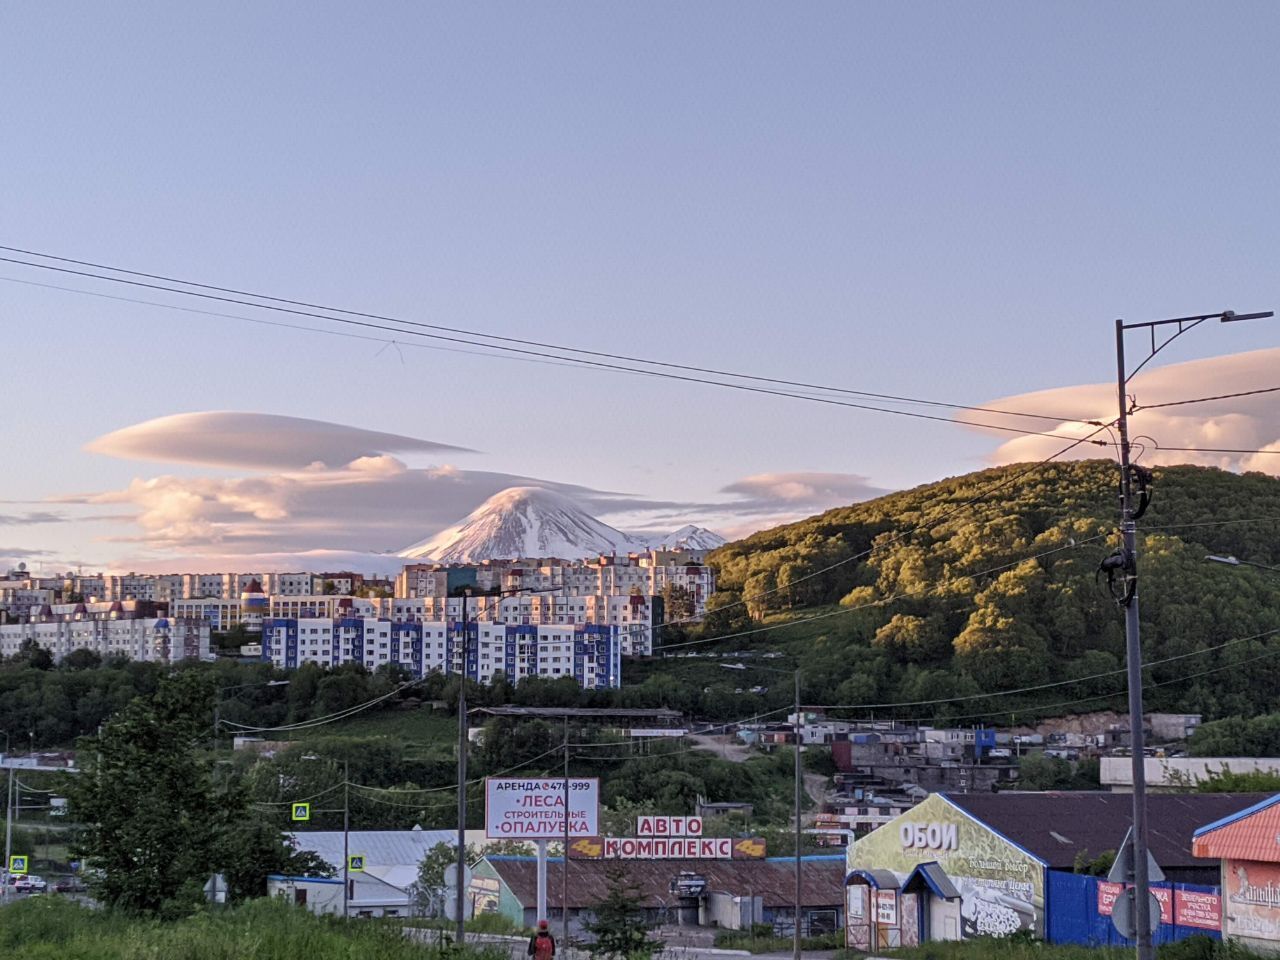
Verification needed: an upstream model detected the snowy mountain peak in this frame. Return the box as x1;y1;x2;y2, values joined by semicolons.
652;525;727;551
398;487;646;563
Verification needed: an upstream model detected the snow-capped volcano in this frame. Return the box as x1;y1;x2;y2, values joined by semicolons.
651;525;727;550
398;487;647;562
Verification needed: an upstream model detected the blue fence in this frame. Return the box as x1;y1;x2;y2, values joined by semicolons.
1046;870;1221;947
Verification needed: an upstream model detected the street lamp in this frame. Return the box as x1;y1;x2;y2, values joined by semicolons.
452;582;568;948
212;678;290;748
1112;308;1272;960
1206;555;1280;574
720;661;804;960
303;754;350;918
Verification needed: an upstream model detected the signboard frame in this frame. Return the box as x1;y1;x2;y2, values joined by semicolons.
484;777;600;840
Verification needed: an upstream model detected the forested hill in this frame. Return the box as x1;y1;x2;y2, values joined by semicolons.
700;461;1280;720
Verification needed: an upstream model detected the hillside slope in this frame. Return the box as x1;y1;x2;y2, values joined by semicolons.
699;461;1280;719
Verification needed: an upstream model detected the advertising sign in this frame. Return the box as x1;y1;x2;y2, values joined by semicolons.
470;876;501;915
847;793;1044;939
1175;889;1222;931
1098;882;1175;924
1225;859;1280;941
876;889;898;925
568;835;766;859
484;777;600;839
636;816;702;837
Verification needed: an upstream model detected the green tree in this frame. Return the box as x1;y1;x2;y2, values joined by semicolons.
66;672;318;914
582;861;662;960
410;840;474;916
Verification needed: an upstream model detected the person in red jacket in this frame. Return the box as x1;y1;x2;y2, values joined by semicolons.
528;919;556;959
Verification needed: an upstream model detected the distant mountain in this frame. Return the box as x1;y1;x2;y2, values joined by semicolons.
651;525;727;551
398;487;647;563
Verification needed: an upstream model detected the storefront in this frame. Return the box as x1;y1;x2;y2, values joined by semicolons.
846;793;1044;950
1192;794;1280;954
848;791;1261;951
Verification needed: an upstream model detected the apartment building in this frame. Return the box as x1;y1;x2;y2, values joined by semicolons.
260;617;620;689
0;600;209;663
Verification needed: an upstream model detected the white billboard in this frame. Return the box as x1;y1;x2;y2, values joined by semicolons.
485;777;600;839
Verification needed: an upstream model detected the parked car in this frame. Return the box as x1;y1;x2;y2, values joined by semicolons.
13;878;32;892
54;878;87;894
28;876;47;893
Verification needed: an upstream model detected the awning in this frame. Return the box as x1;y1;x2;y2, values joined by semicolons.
903;862;960;900
846;868;900;890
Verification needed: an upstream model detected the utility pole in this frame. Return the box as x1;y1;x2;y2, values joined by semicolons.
455;587;471;947
343;758;350;919
793;670;802;960
562;715;570;946
1111;309;1271;960
3;758;11;894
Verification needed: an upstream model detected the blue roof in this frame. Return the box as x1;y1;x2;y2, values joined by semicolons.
904;862;960;899
1192;792;1280;838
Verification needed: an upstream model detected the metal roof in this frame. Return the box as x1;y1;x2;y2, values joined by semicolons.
287;828;454;871
1192;793;1280;861
904;863;960;900
944;791;1273;870
472;706;683;720
484;855;844;909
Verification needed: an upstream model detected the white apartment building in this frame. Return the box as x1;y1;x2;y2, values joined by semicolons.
0;600;209;663
261;572;314;596
387;593;656;655
261;616;620;689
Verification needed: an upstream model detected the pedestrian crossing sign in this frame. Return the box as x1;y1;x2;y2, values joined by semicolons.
348;854;365;872
8;855;27;875
291;802;311;822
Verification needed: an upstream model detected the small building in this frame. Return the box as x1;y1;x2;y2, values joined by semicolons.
1101;756;1280;792
267;869;417;918
473;855;845;939
846;791;1266;951
1193;793;1280;954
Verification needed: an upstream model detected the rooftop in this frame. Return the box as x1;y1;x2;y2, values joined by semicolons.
945;791;1273;869
483;855;844;910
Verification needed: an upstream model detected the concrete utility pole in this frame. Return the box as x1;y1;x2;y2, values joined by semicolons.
793;669;802;960
455;587;471;947
563;715;571;946
1111;309;1271;960
342;758;350;919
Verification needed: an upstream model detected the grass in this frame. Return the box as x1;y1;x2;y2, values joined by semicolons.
292;706;457;752
0;894;506;960
714;929;844;953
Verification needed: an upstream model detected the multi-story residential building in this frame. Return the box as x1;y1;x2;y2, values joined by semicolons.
0;600;209;663
103;574;161;601
262;572;317;596
260;616;620;689
311;572;364;595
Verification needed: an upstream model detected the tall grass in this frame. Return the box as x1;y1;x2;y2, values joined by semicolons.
845;935;1266;960
0;896;505;960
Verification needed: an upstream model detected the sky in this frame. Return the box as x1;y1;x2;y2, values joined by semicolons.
2;3;1278;573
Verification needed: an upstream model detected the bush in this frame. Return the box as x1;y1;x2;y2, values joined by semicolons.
0;895;507;960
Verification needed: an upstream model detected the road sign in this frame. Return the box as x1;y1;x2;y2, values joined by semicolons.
485;777;600;839
444;862;473;889
1112;886;1161;940
291;802;311;822
1108;826;1166;884
443;892;474;922
8;855;27;876
203;873;228;905
348;854;366;872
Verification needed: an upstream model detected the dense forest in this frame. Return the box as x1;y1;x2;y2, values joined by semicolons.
699;460;1280;722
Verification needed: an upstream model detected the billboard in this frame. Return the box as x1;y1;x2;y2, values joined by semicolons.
484;778;600;839
1225;859;1280;941
847;793;1045;939
568;835;767;859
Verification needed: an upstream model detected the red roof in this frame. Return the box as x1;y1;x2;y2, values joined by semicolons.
1193;794;1280;861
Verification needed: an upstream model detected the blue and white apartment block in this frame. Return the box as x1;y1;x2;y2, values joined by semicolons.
260;616;621;690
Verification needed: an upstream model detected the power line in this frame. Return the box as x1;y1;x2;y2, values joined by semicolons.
1134;385;1280;410
0;244;1091;426
1151;445;1280;456
654;424;1117;634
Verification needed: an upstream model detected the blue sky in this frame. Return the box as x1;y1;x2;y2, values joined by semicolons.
3;3;1278;570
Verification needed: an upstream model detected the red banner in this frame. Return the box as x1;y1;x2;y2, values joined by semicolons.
1097;882;1219;930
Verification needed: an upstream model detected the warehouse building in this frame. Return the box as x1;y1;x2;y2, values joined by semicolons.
472;854;846;939
846;792;1263;951
1192;793;1280;954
